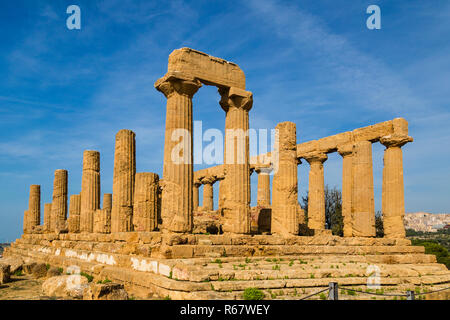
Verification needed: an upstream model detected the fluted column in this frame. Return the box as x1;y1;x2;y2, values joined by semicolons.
193;182;201;211
271;122;299;235
338;144;354;237
28;185;41;232
351;141;375;237
23;210;29;234
380;134;413;238
68;194;81;233
202;177;214;211
103;193;112;211
255;166;272;207
80;151;101;233
111;129;136;233
155;74;201;233
43;203;52;233
304;152;328;231
51;169;68;233
219;87;253;234
133;172;159;232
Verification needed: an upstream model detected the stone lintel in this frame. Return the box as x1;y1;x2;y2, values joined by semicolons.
167;47;246;89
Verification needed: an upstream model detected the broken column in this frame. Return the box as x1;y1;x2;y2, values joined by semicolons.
93;194;112;234
380;134;413;238
304;152;328;231
51;169;68;233
202;177;214;211
93;209;111;233
133;173;159;232
351;141;375;237
255;166;272;207
28;185;41;231
338;144;354;237
193;181;201;211
219;87;253;234
271;122;299;235
111;129;136;233
80;151;101;233
155;74;201;233
68;194;81;233
43;203;52;233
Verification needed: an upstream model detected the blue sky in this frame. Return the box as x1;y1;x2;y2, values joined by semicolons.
1;0;449;242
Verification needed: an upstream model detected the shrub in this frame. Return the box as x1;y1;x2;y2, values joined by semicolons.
243;288;265;300
80;272;93;282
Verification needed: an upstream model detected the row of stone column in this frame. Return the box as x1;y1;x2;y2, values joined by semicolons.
285;133;411;238
245;122;412;239
24;129;161;234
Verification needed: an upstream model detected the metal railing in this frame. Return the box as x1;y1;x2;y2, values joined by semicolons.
299;282;450;300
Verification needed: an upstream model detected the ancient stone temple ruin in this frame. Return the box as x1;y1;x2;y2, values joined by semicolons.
5;48;450;299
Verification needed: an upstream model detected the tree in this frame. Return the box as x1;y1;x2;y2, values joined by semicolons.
301;185;343;236
375;211;384;238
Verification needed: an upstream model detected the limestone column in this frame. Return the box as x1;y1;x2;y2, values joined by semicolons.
155;74;201;233
51;169;68;233
68;194;81;233
202;177;214;211
219;87;253;234
255;166;272;207
193;182;201;211
380;134;413;238
103;193;112;211
43;203;52;233
271;122;299;235
23;210;29;234
351;141;375;237
133;173;159;231
94;209;111;234
111;129;136;233
28;185;41;231
80;151;101;233
304;152;328;231
338;144;354;237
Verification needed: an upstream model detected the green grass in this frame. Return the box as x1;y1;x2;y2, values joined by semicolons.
80;272;93;282
13;269;24;276
319;293;327;300
97;278;112;284
242;288;265;300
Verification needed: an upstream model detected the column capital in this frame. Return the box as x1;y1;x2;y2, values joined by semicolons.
201;175;215;185
380;134;413;148
155;72;202;98
337;143;354;157
254;165;273;175
219;86;253;112
303;151;328;164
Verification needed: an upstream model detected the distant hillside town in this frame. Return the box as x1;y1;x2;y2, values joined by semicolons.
404;212;450;232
